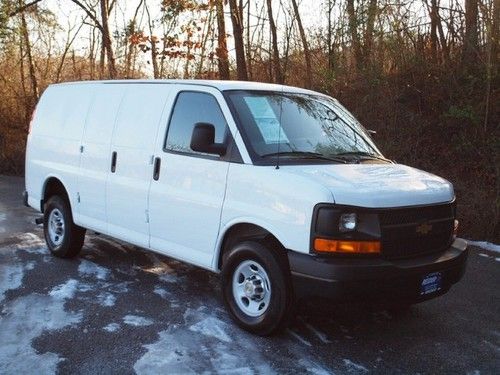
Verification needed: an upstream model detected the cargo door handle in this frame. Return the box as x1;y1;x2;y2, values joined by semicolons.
111;151;117;173
153;157;161;181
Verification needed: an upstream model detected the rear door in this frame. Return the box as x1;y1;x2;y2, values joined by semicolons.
106;83;172;247
148;85;234;268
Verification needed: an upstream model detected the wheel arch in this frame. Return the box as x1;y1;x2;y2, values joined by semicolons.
41;176;71;213
214;220;289;271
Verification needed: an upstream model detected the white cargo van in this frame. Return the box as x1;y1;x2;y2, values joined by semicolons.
24;80;468;335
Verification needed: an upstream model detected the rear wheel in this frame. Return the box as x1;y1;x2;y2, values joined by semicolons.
44;195;85;258
221;241;294;335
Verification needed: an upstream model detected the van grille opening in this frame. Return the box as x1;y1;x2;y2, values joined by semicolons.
379;203;455;259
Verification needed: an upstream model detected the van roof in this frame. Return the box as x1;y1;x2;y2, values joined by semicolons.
52;79;321;95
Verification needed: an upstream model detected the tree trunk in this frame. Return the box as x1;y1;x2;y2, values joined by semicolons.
145;1;159;78
100;0;117;78
364;0;377;63
19;3;39;101
215;0;230;79
346;0;363;71
463;0;479;68
228;0;248;80
266;0;282;83
327;0;335;70
429;0;439;62
291;0;312;88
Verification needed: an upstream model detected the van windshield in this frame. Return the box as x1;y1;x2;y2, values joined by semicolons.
225;90;384;164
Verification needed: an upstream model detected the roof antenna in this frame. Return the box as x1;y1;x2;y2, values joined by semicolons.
275;84;284;170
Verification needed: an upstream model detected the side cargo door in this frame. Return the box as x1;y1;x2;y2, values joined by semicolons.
77;84;125;233
106;83;172;248
148;85;239;269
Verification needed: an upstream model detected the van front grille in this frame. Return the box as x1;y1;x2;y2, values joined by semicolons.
379;203;455;259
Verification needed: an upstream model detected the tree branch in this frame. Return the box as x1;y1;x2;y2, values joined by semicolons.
68;0;104;32
8;0;43;17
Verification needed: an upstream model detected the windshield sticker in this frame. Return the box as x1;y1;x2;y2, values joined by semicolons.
244;96;289;144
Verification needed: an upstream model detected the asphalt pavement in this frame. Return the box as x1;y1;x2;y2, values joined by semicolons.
0;175;499;374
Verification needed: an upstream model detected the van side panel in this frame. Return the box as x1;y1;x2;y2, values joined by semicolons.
77;84;125;232
26;84;94;212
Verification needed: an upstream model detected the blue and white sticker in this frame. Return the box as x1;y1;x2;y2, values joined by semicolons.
420;272;442;295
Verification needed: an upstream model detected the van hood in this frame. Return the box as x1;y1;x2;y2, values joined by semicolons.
281;163;454;208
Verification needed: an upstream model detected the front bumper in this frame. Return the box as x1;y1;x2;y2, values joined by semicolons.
288;238;468;303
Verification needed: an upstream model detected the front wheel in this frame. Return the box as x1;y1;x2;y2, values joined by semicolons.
221;241;294;335
44;195;85;258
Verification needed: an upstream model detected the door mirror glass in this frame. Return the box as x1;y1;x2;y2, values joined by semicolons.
190;123;227;156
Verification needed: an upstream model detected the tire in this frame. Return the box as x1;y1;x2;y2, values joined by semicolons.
43;195;85;258
221;240;294;336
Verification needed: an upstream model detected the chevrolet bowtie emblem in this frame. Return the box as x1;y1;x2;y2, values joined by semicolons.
416;222;432;235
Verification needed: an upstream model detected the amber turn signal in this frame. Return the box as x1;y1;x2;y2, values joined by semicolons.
314;238;381;254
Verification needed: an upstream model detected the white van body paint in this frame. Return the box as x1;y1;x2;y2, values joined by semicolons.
25;79;455;273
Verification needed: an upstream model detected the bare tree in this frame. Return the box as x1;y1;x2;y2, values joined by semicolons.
346;0;363;71
69;0;117;78
215;0;230;80
18;0;38;101
228;0;248;80
463;0;479;69
290;0;312;88
266;0;282;83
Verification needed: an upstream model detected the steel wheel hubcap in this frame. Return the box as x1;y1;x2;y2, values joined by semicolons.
48;208;65;246
232;260;271;317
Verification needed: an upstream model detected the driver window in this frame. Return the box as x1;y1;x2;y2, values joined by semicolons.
165;91;228;156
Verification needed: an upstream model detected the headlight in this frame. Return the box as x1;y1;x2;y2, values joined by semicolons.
339;213;357;232
312;205;381;255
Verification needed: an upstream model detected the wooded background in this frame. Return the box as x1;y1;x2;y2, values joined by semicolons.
0;0;498;241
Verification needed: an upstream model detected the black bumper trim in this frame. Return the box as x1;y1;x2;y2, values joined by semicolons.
288;238;468;303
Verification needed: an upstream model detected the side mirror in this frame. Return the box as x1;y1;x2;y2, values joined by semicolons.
190;123;226;156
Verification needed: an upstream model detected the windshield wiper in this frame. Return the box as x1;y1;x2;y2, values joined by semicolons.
261;151;346;163
335;151;392;162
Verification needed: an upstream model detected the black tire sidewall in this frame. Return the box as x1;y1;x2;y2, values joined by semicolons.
222;241;291;335
43;196;76;257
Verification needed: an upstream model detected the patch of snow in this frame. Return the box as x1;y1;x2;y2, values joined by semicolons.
135;307;278;374
0;294;82;374
78;259;110;280
134;329;197;374
288;329;312;347
77;283;93;293
123;315;153;327
49;279;78;300
479;253;490;258
188;316;232;343
0;264;24;303
343;359;369;373
103;323;120;333
496;258;500;262
16;233;46;251
107;281;130;294
153;286;170;299
467;240;500;254
0;212;6;221
159;273;180;283
97;292;116;307
298;359;332;375
304;323;332;344
22;246;49;255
